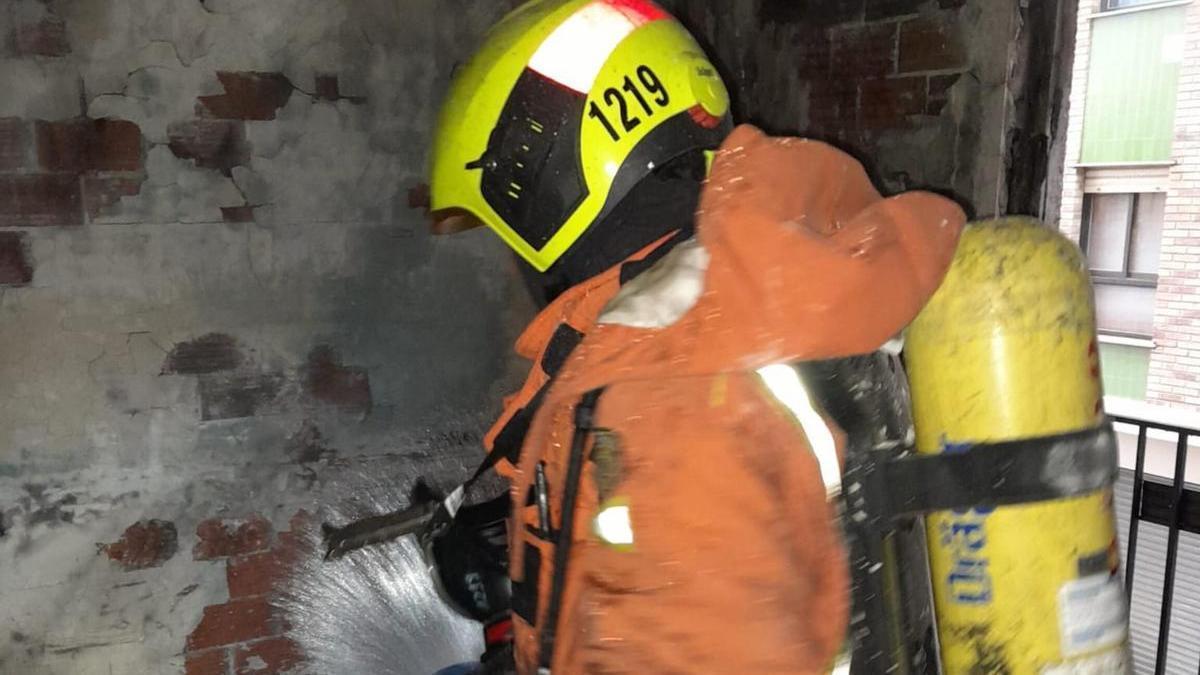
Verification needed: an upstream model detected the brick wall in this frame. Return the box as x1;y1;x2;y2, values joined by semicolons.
1059;0;1097;245
0;1;529;673
0;4;146;235
0;1;1075;672
1148;0;1200;407
667;0;1029;217
1060;0;1200;408
182;513;308;675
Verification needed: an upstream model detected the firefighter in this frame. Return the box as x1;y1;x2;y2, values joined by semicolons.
422;0;966;672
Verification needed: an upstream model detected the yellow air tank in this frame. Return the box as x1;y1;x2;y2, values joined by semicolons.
905;218;1129;674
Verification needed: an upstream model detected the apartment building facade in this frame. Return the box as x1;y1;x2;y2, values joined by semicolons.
1061;0;1200;408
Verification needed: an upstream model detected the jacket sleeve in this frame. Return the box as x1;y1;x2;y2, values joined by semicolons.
566;373;848;674
694;125;966;362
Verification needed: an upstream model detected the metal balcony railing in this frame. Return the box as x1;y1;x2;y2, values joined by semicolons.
1110;403;1200;675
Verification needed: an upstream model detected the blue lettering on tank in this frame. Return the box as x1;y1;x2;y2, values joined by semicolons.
940;437;994;604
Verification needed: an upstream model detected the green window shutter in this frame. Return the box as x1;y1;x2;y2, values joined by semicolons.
1100;342;1151;400
1081;6;1186;164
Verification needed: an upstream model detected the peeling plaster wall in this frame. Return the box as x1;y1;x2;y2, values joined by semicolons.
0;0;1071;673
0;1;530;673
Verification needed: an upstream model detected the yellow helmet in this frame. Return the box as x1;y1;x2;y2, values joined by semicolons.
429;0;732;272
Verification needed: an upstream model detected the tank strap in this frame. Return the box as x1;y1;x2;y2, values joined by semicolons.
840;422;1118;673
856;423;1119;521
538;387;605;674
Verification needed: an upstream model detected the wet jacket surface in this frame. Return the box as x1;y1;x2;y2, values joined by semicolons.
484;125;966;674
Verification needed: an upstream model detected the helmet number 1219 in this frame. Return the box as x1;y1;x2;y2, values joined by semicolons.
587;65;671;142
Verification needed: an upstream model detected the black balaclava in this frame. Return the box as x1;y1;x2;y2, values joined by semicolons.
517;150;708;307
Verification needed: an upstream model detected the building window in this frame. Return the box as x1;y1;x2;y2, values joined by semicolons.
1081;191;1165;400
1081;192;1164;337
1080;3;1185;163
1102;0;1179;11
1099;341;1153;399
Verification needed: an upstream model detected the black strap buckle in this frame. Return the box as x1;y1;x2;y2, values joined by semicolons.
848;423;1119;525
538;388;605;671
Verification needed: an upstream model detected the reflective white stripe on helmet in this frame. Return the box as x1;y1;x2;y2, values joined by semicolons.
528;1;655;93
756;363;842;499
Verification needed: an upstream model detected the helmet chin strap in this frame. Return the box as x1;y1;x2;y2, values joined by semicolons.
519;152;706;307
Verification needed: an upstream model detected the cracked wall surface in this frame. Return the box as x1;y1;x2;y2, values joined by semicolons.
0;0;1060;673
1;0;530;673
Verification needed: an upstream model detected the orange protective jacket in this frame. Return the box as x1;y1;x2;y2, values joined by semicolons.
484;126;965;674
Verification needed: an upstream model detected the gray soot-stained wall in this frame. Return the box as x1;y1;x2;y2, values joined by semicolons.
0;0;1069;673
0;1;531;673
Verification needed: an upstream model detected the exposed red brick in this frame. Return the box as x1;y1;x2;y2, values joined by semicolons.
0;118;28;171
221;205;255;223
407;183;430;211
234;637;303;675
37;118;142;173
163;333;242;375
860;76;926;128
89;119;142;171
0;174;82;227
194;515;272;560
831;21;898;78
36;120;87;172
82;175;143;220
184;510;314;664
272;511;314;570
103;519;179;570
235;519;307;584
199;72;294;121
13;15;70;57
167;119;249;175
927;73;961;115
0;232;33;286
898;13;967;74
304;345;372;414
186;597;275;651
198;373;285;421
92;120;142;171
185;649;228;675
274;531;309;570
226;550;283;598
314;74;340;100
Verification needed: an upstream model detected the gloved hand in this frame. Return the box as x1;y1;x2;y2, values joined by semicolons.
428;494;512;623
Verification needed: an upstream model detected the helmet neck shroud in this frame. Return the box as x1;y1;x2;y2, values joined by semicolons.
518;149;706;306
